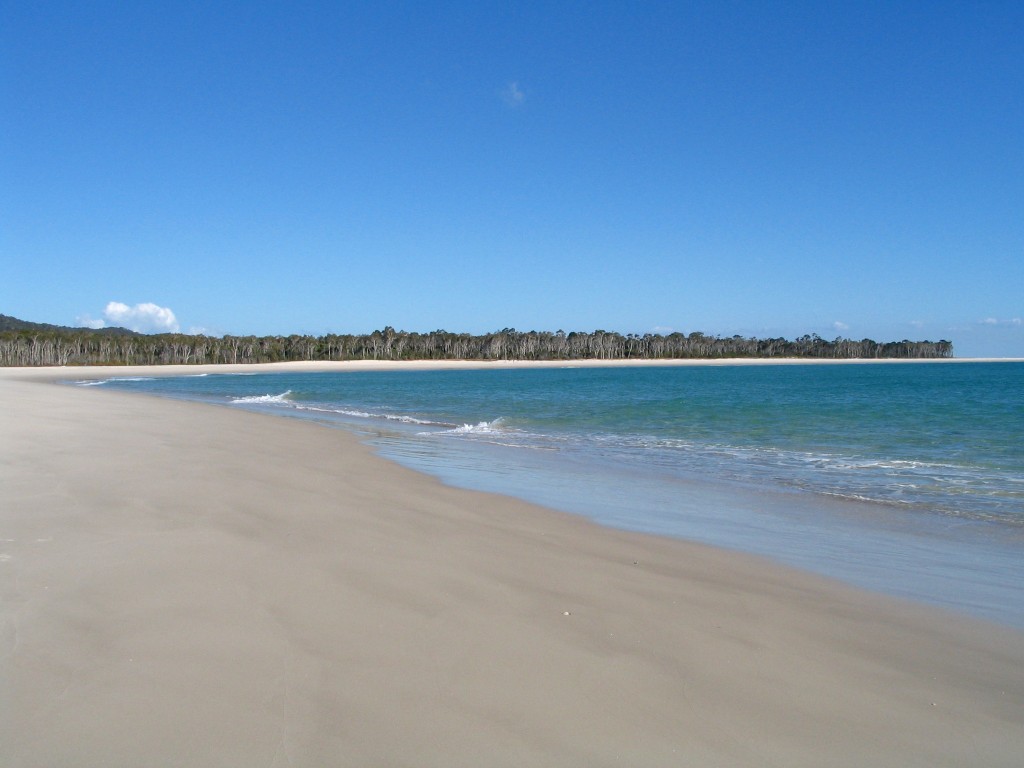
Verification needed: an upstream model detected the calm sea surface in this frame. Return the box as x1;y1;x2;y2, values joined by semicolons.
77;362;1024;627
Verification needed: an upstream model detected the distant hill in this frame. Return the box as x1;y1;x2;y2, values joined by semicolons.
0;313;137;336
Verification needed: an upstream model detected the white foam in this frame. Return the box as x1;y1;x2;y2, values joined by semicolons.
382;413;437;425
230;390;292;404
74;376;155;385
290;404;439;426
448;418;506;435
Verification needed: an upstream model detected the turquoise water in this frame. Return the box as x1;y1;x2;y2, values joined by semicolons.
78;362;1024;627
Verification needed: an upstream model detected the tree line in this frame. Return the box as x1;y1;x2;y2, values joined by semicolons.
0;326;954;367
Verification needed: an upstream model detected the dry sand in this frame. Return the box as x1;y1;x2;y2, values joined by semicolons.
2;365;1023;766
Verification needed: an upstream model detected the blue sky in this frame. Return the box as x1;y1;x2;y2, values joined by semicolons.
3;1;1022;356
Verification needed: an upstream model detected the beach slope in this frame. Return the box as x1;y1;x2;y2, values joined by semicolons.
2;374;1022;766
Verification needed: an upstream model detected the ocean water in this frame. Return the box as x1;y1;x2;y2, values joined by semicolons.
77;362;1024;627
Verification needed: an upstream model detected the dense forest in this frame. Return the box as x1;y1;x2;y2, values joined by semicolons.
0;315;953;366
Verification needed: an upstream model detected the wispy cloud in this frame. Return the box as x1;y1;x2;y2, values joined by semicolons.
980;317;1022;326
502;80;525;107
80;301;180;333
832;321;849;332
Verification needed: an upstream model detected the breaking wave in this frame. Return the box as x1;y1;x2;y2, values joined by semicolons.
287;403;442;426
230;391;292;404
445;418;507;435
75;376;156;386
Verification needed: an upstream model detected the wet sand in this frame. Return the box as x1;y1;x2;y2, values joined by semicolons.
2;366;1023;766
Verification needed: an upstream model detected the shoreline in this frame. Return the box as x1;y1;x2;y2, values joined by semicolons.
12;360;1024;628
3;371;1023;763
1;354;1021;383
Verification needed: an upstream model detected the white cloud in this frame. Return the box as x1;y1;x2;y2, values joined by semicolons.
86;301;181;333
77;315;106;329
979;317;1022;327
503;80;525;107
832;321;849;332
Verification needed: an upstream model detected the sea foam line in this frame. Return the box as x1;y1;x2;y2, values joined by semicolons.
446;419;506;435
230;390;292;404
75;376;157;386
291;404;441;426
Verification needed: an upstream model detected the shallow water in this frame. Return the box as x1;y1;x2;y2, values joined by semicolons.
80;362;1024;627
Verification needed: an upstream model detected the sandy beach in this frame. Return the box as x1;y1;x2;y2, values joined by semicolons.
2;364;1023;766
